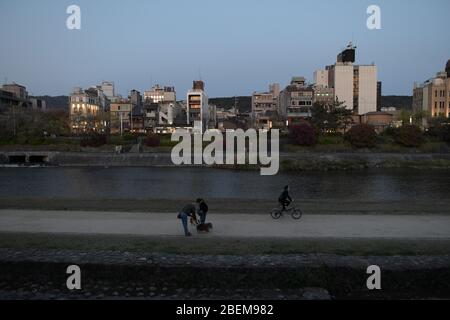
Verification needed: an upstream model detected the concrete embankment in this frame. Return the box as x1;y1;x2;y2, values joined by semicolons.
1;151;450;170
1;248;449;299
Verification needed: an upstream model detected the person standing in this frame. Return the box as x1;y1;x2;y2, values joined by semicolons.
196;198;209;225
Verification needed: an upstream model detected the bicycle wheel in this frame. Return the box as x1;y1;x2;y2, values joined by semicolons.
291;208;303;220
271;209;282;220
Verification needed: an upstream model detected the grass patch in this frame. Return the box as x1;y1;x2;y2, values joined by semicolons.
1;232;450;256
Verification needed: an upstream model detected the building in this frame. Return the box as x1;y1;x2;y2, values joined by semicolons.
353;111;394;133
413;60;450;126
69;87;107;134
30;98;47;111
315;43;378;115
143;84;181;130
251;83;280;124
101;81;115;99
2;83;28;100
0;83;32;109
144;85;176;104
187;80;209;133
129;89;142;108
377;82;382;110
314;70;329;88
313;85;334;106
279;77;314;126
110;101;132;134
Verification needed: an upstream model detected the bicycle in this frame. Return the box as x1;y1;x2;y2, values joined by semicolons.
270;203;303;220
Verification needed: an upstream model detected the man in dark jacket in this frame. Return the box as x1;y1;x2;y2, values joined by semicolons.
177;203;197;236
278;185;292;211
196;198;209;225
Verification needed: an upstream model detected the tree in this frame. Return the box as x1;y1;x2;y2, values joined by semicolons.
426;116;450;143
288;122;317;146
311;99;353;134
344;124;377;148
395;125;424;147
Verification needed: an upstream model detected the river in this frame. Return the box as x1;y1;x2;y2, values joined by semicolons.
0;167;449;201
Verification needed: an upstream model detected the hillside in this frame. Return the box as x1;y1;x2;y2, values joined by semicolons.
34;96;69;110
380;96;412;110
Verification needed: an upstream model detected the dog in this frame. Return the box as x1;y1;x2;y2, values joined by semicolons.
196;223;213;233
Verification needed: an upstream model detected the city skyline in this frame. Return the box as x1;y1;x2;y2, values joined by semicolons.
0;0;449;97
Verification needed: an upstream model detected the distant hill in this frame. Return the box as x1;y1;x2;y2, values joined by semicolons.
380;95;412;110
209;96;252;113
34;95;69;110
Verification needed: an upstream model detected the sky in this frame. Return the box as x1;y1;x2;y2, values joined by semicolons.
0;0;449;98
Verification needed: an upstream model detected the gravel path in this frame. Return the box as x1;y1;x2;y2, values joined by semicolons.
1;210;450;239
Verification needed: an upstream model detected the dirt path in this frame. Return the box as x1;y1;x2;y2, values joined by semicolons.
1;210;449;239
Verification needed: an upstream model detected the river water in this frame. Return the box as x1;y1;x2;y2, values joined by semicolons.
0;167;449;201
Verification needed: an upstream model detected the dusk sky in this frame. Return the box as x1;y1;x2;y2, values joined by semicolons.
0;0;448;98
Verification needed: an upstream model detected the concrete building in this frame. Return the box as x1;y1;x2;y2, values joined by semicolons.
313;85;334;106
279;77;314;126
69;87;106;134
129;89;142;108
143;85;180;129
2;83;28;100
101;81;115;99
353;111;394;133
144;84;176;104
110;101;132;134
315;43;378;115
413;60;450;126
377;82;382;110
314;70;329;88
251;83;280;123
0;83;32;109
30;98;47;111
187;80;209;133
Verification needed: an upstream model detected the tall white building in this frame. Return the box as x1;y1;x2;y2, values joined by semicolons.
313;70;329;88
187;80;209;133
101;81;115;99
315;43;378;115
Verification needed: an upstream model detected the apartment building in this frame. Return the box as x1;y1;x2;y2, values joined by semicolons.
251;83;280;120
187;80;209;133
110;101;132;134
315;43;378;115
69;86;107;134
413;60;450;126
279;77;314;126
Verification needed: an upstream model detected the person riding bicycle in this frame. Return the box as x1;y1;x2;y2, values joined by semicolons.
278;185;293;211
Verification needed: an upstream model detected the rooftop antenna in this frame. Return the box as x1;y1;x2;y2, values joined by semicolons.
198;66;202;81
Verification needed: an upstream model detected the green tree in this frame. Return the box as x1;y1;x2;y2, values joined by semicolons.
311;99;353;134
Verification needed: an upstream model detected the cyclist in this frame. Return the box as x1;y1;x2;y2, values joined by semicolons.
278;185;292;212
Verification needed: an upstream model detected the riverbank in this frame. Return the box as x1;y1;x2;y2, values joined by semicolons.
1;198;450;215
1;151;450;170
1;247;449;299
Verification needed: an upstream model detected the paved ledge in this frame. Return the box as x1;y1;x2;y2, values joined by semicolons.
1;248;450;270
1;248;450;299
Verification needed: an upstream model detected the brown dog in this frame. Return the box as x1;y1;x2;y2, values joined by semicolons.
196;223;213;233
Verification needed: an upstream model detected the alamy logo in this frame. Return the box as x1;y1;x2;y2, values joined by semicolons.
367;5;381;30
366;265;381;290
171;129;280;176
66;5;81;30
66;265;81;290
